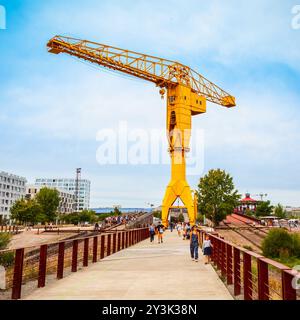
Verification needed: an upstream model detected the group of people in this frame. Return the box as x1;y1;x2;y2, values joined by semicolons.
148;221;212;264
149;222;165;244
104;213;139;226
175;222;192;240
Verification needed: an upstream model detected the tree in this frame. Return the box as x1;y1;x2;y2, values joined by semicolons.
196;213;204;224
10;199;43;225
255;200;274;217
35;187;60;223
110;207;121;216
197;169;240;226
274;203;287;219
152;210;162;219
178;213;185;223
79;210;97;224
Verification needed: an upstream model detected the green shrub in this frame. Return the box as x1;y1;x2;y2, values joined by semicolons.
0;233;11;250
0;252;15;268
262;228;300;259
0;233;14;268
291;233;300;257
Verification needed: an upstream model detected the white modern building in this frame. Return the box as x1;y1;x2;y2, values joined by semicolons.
34;178;90;211
26;185;75;214
0;171;27;222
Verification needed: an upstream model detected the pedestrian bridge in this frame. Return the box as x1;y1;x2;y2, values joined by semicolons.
24;230;232;300
0;226;298;300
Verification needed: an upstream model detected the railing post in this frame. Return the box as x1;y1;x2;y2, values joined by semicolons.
257;258;269;300
107;234;111;256
282;269;297;300
93;236;98;263
71;239;78;272
233;247;241;296
112;233;117;254
83;238;89;267
57;242;65;279
126;231;129;248
100;235;105;259
38;244;48;288
226;243;233;285
210;236;215;263
11;248;24;300
243;252;253;300
216;239;221;269
122;232;125;249
221;241;226;277
117;232;121;251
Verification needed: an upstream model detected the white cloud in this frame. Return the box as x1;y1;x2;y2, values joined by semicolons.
32;0;300;69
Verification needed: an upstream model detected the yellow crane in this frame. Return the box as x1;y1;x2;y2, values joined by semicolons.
47;36;236;226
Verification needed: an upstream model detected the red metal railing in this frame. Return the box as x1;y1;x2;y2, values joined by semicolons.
199;229;300;300
0;227;149;300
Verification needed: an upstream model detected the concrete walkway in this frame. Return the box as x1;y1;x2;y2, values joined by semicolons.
25;230;233;300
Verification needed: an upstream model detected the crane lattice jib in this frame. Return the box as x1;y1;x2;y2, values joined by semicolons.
47;35;235;107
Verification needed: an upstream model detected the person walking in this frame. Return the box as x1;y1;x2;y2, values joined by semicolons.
149;224;155;243
186;223;191;240
202;235;213;264
182;223;186;240
176;223;182;237
170;222;174;232
190;226;200;262
156;222;165;244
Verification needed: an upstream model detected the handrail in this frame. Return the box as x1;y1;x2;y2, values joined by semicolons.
198;228;299;300
0;227;144;254
0;227;150;300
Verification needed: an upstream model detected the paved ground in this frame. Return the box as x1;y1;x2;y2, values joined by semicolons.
24;230;233;300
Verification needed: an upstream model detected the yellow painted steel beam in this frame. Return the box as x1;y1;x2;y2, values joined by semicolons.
47;35;235;107
47;36;236;227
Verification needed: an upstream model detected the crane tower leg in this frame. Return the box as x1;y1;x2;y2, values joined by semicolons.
162;84;197;227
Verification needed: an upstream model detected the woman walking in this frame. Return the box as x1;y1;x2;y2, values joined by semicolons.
202;235;213;264
176;223;182;237
149;224;155;243
190;226;199;262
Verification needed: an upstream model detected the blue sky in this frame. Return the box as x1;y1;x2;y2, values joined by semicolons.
0;0;300;207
